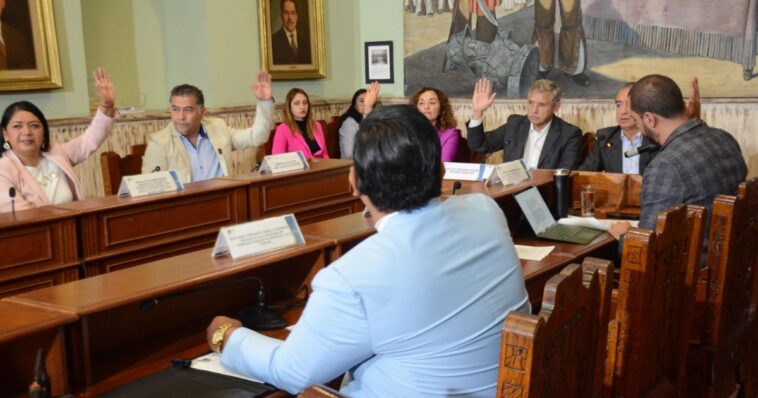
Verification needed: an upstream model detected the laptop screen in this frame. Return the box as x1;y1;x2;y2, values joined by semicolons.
514;186;556;234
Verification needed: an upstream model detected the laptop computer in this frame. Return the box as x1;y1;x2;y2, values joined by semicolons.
514;186;604;245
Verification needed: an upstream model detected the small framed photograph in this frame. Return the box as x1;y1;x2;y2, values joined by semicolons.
364;41;393;84
258;0;326;80
0;0;62;91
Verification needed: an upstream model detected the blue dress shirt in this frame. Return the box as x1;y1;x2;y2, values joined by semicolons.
177;127;224;182
221;194;530;396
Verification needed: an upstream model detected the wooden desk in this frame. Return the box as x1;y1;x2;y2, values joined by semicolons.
570;171;641;218
0;207;79;298
51;178;249;276
4;238;331;395
300;212;376;263
228;159;362;226
0;301;77;397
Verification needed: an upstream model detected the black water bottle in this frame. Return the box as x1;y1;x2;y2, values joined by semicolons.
553;169;571;219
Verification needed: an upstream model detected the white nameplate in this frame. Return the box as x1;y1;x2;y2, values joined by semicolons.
259;152;309;174
486;159;531;186
117;170;183;198
211;214;305;259
443;162;491;181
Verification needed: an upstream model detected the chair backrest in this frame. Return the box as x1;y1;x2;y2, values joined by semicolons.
298;385;345;398
100;144;146;195
688;178;758;396
325;116;342;159
570;171;627;213
606;204;706;398
455;134;483;163
581;132;596;163
497;257;614;398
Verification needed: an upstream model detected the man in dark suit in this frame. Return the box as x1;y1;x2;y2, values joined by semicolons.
271;0;311;65
466;78;582;170
579;83;657;174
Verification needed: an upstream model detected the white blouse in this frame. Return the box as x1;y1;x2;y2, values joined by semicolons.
25;158;73;205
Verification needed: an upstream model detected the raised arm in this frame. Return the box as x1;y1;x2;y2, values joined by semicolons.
60;68;116;165
233;70;275;149
471;78;496;121
362;82;381;116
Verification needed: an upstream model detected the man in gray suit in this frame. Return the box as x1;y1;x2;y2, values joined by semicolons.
467;78;582;170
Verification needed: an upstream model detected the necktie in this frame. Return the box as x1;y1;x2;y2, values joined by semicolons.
289;33;298;56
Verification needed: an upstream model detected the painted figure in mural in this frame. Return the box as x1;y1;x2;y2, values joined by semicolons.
0;0;36;70
406;0;456;16
533;0;590;86
271;0;311;65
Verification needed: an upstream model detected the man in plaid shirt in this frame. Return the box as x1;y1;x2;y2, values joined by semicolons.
609;74;747;238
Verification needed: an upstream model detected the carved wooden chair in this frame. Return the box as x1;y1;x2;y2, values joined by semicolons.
604;204;706;398
298;384;345;398
687;177;758;398
497;257;614;398
100;144;146;195
455;134;483;163
324;116;342;159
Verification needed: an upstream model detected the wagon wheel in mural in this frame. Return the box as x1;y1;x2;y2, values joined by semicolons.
444;0;539;97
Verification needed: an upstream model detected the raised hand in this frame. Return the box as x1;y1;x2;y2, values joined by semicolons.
363;81;381;116
93;67;116;116
684;76;701;121
250;70;273;101
471;77;496;120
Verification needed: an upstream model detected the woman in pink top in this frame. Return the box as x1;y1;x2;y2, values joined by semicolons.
272;88;329;159
410;87;460;162
0;68;117;213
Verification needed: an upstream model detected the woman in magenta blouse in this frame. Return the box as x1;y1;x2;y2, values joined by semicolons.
272;88;329;159
410;87;460;162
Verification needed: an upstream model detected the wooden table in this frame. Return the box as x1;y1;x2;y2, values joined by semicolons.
0;300;77;397
0;206;79;298
51;178;250;276
228;159;362;226
5;238;332;395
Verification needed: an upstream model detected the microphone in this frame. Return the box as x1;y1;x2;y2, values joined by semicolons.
9;187;16;217
151;166;161;173
28;348;50;398
624;143;658;158
139;275;287;330
452;181;462;195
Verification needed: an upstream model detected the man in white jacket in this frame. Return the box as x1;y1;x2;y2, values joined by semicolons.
141;70;274;183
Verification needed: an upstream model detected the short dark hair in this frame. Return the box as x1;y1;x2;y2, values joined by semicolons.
281;0;297;13
1;101;50;154
170;84;205;107
629;74;684;118
353;105;441;212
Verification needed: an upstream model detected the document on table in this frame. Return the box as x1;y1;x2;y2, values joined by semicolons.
558;216;639;231
515;245;554;261
192;352;264;383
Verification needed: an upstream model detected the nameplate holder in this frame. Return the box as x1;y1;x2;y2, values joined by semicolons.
486;159;531;186
259;152;309;174
212;214;305;259
443;162;491;181
117;170;183;198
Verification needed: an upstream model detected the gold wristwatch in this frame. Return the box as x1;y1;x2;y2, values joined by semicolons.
211;322;235;353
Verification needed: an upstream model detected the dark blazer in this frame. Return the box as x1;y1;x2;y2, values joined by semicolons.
466;115;582;169
271;28;311;65
578;126;657;174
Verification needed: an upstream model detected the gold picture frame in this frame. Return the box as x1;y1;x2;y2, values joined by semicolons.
0;0;62;91
258;0;326;80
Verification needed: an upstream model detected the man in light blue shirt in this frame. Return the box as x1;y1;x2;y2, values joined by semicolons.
207;104;530;397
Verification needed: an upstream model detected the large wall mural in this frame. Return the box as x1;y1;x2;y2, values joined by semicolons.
404;0;758;98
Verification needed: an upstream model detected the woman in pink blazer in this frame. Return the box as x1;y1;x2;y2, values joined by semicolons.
410;87;460;162
0;68;117;213
272;88;329;159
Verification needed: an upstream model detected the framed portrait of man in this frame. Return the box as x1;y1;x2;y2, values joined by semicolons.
259;0;326;80
0;0;61;91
